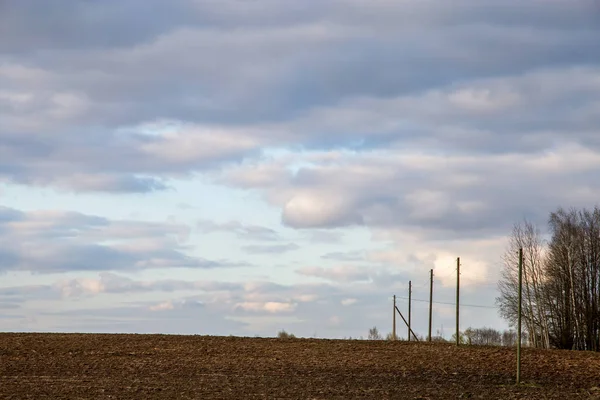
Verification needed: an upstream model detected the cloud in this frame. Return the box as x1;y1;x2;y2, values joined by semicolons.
149;301;175;312
0;124;260;192
235;301;297;314
242;243;300;255
341;298;358;306
0;207;244;273
0;302;21;310
296;266;372;283
1;1;599;194
57;278;105;297
197;219;281;241
220;140;600;240
44;174;169;193
321;251;366;262
0;0;197;52
0;267;499;338
52;273;245;298
149;299;203;312
137;126;260;165
282;192;364;228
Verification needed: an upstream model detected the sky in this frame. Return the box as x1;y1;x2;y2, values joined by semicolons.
1;0;600;339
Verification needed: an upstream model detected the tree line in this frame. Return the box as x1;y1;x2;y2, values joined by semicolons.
278;326;521;345
366;326;522;346
497;206;600;351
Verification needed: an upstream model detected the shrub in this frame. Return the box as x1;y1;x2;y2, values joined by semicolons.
277;330;296;339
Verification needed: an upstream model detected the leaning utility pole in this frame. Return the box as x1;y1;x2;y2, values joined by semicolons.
517;248;523;384
393;295;397;341
456;257;460;346
428;269;433;342
395;305;419;341
408;281;412;342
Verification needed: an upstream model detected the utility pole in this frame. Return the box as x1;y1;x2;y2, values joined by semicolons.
408;281;412;342
393;295;397;341
428;269;433;342
517;248;523;384
456;257;460;346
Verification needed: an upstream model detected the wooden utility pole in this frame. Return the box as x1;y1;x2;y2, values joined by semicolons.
456;257;460;346
517;248;523;384
408;281;412;342
428;269;433;342
393;295;397;341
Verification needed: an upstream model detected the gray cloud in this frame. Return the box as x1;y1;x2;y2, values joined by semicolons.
197;219;281;241
1;1;599;193
220;143;600;238
296;266;373;283
241;243;300;255
0;302;20;310
0;207;245;273
53;273;245;298
321;251;366;262
0;0;196;52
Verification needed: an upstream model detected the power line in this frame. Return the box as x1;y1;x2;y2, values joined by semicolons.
395;296;497;310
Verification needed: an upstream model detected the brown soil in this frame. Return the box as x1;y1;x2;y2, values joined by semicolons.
1;333;600;399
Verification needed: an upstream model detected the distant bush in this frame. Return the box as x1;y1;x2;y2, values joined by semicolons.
451;332;469;345
277;330;296;339
368;326;383;340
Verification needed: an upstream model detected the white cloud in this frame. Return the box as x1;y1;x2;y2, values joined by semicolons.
296;266;371;282
55;278;105;298
149;301;175;311
296;294;319;302
139;126;259;164
341;298;357;306
283;191;362;228
235;301;297;314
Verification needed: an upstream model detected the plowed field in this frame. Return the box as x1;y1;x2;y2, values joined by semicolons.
1;333;600;399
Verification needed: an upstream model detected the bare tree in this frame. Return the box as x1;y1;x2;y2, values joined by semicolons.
463;327;502;346
368;326;383;340
497;220;550;348
502;330;517;347
499;207;600;351
546;207;600;350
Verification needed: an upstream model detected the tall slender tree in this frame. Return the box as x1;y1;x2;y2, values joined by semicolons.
497;220;550;348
